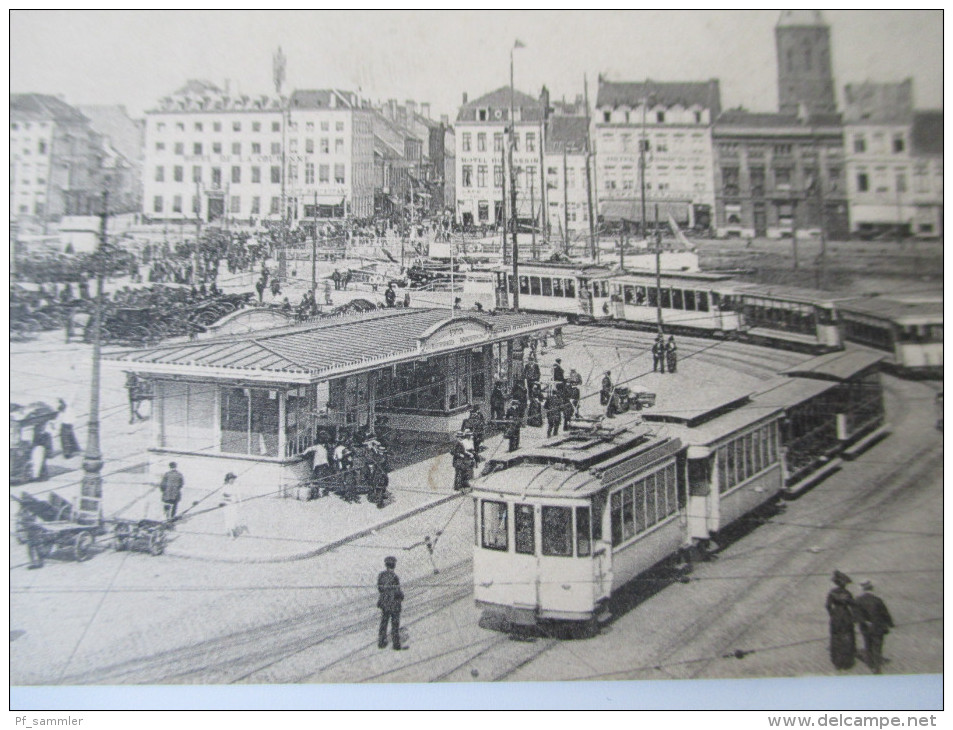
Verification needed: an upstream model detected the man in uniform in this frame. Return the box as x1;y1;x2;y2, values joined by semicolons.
652;335;666;373
160;462;184;522
464;405;486;458
505;401;522;452
855;580;894;674
600;371;613;406
377;556;405;650
545;389;562;438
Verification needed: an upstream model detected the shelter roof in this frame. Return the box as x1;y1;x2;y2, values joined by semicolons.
780;351;885;381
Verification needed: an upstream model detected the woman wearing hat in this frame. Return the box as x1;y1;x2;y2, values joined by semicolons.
826;570;858;669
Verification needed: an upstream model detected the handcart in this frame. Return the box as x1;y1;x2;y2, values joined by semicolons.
15;492;105;565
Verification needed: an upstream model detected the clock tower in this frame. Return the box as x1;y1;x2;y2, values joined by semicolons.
776;10;837;115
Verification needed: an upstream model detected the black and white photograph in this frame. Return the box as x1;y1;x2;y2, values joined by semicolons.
9;10;942;713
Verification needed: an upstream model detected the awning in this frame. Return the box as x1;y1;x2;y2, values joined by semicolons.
601;200;691;223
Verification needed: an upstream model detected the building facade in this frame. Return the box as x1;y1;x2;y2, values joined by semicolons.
10;94;103;223
78;105;145;215
141;81;374;225
909;110;942;237
594;79;720;231
543;113;591;239
712;110;848;240
454;87;546;229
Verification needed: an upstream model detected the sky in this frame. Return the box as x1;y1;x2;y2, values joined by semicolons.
10;10;944;121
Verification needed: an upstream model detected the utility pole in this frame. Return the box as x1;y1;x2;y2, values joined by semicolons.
584;74;597;262
311;191;318;291
509;41;524;311
655;204;663;336
562;146;570;254
80;188;108;524
194;181;202;285
640;82;649;240
530;172;537;260
501;142;509;265
791;199;799;270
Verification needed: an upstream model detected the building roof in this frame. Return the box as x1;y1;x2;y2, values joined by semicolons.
545;115;589;154
596;79;721;116
11;94;88;124
104;308;563;383
911;110;943;156
843;80;914;124
290;89;356;110
715;109;842;129
77;105;143;165
776;10;826;27
456;86;544;123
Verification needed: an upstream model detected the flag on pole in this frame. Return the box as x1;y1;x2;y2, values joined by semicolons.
273;46;287;96
514;39;526;49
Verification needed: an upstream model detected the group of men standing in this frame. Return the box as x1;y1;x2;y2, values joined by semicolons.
652;334;678;374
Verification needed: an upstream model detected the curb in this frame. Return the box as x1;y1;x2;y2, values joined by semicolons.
163;491;463;564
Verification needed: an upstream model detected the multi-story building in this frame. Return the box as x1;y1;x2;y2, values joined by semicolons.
776;10;837;116
10;94;103;222
454;87;546;229
543;109;591;239
141;81;374;225
78;105;144;214
594;78;720;231
712;109;848;239
842;80;920;238
909;110;942;237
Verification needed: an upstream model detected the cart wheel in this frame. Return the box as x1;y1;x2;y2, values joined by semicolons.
73;531;94;561
148;531;166;556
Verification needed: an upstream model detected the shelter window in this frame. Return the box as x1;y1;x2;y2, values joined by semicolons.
220;387;279;457
481;500;508;551
541;506;572;557
515;504;535;555
576;507;591;557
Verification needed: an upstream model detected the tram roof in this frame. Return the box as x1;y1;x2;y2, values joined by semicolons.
731;283;851;305
749;376;837;409
606;270;738;285
663;399;785;449
476;430;682;498
780;350;885;381
491;261;614;276
102;307;563;384
838;296;944;325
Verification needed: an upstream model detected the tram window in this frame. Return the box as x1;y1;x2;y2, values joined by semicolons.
631;482;643;534
541;277;553;296
530;277;541;296
515;504;535;555
507;275;516;294
591;493;605;542
684;290;696;311
541;506;572;557
519;276;529;295
929;325;943;341
610;492;623;546
752;429;762;472
623;486;636;539
635;286;646;305
672;289;684;310
645;473;658;527
647;287;658;308
552;277;564;297
665;465;677;516
565;279;576;298
481;500;508;551
624;285;635;304
816;306;835;326
725;443;736;490
576;507;592;557
660;289;672;309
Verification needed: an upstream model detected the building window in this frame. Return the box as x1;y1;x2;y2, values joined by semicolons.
306;138;314;154
462;165;473;187
893;134;905;154
319;138;328;154
155;166;164;182
230;195;240;213
853;136;866;154
477;165;487;188
656;111;665;123
319;164;329;183
172;195;182;213
774;167;792;188
773;144;792;156
232;142;241;155
192;196;200;214
156;142;166;152
272;121;280;133
174;165;184;182
212;142;222;155
251;166;261;183
173;142;184;155
211;167;222;186
321;121;329;131
334;164;345;184
251;142;261;155
193;142;203;155
494;165;503;188
305;162;315;184
306;122;314;131
213;122;221;132
857;172;869;192
336;121;344;132
192;166;202;183
462;133;471;152
603;110;611;123
477;133;486;152
335;138;344;154
232;121;241;133
478;109;488;121
271;166;281;184
694;111;702;123
288;163;298;183
153;196;163;213
249;196;259;215
494;133;503;152
270;197;280;214
526;133;536;152
512;134;519;152
232;165;241;184
896;172;907;193
252;122;261;133
175;122;185;132
289;138;298;154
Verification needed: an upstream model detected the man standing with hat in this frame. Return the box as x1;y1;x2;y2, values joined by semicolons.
160;462;184;522
377;556;405;650
826;570;857;669
855;580;894;674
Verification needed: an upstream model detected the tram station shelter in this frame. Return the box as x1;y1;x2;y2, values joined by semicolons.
103;307;563;497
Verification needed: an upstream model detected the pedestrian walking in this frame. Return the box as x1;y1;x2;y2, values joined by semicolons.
855;580;894;674
665;335;678;374
826;570;857;670
552;358;565;384
463;405;486;457
368;459;390;509
652;335;666;373
255;277;265;303
270;278;281;298
221;472;246;538
505;402;522;452
490;382;506;422
160;462;184;522
56;398;80;459
545;389;562;438
377;556;405;650
601;371;613;407
562;388;576;430
524;354;541;392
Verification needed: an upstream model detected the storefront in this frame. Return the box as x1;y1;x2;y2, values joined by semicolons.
103;307;562;498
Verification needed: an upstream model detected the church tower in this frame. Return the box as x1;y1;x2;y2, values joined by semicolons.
776;10;836;115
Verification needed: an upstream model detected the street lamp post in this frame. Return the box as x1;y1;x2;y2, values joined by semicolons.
79;188;109;524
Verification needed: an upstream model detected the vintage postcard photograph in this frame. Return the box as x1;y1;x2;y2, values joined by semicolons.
9;9;943;712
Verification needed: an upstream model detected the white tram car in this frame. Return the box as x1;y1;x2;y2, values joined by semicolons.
490;262;616;322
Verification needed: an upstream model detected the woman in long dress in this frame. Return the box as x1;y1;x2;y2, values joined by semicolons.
826;570;857;669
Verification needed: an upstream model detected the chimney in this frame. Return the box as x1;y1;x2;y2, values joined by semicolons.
329;92;337;109
462;92;468;105
421;103;431;119
540;86;551;120
406;100;417;118
388;98;398;120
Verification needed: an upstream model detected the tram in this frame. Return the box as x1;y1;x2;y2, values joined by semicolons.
839;296;943;377
490;262;616;322
731;283;846;353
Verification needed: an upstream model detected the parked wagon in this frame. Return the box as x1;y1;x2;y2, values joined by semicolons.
14;492;105;566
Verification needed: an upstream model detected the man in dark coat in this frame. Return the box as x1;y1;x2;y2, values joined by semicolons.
600;371;613;407
451;432;475;491
552;358;565;384
464;405;486;457
377;556;405;649
490;382;506;422
385;283;397;307
524;356;541;393
160;462;184;521
505;402;522;452
826;570;857;670
855;580;894;674
545;390;562;438
652;336;666;373
665;335;678;374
